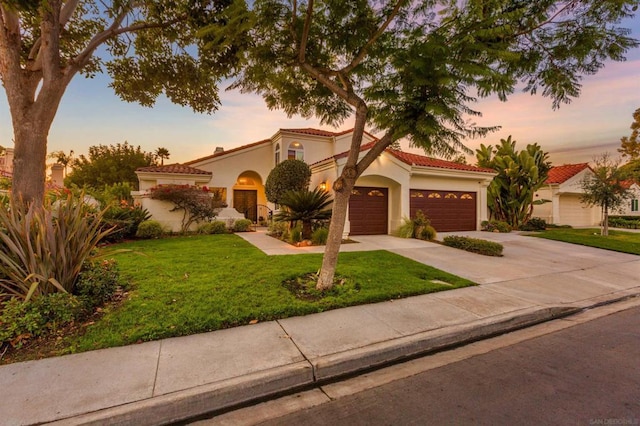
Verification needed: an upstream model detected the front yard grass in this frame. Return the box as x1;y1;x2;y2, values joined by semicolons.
531;228;640;255
69;234;474;353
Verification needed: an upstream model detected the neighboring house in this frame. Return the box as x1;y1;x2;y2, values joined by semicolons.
618;181;640;217
0;147;14;177
135;128;495;234
532;163;601;227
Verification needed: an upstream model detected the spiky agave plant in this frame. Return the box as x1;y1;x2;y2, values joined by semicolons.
275;188;333;240
0;193;114;301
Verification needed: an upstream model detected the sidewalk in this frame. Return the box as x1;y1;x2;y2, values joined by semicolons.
1;231;639;425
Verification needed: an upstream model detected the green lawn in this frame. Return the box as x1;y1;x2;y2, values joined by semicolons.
69;234;474;353
531;228;640;255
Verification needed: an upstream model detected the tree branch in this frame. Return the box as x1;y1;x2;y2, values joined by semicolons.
298;0;314;63
356;132;395;173
69;9;183;75
512;1;578;38
339;0;405;74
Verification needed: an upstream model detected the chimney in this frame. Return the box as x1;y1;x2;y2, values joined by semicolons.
51;163;64;187
214;147;224;154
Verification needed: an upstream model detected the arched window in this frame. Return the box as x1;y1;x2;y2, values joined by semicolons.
275;143;280;164
288;142;304;161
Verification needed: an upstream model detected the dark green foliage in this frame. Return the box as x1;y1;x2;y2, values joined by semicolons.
477;137;551;228
580;154;632;235
311;227;329;245
198;221;228;234
443;236;504;257
275;188;333;239
0;193;114;300
608;216;640;229
0;293;83;348
75;259;122;311
520;217;548;231
66;142;155;190
264;160;311;204
232;219;253;232
420;226;437;241
136;220;165;239
481;220;513;233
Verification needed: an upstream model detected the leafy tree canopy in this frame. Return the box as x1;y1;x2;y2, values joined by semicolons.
265;159;312;204
206;0;638;290
65;142;154;190
476;136;552;228
0;0;250;204
581;153;631;235
618;108;640;160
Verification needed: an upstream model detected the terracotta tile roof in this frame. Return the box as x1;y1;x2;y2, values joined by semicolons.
136;164;212;175
184;139;271;165
546;163;590;184
388;150;495;173
0;170;12;178
315;143;494;174
281;128;379;140
280;128;342;137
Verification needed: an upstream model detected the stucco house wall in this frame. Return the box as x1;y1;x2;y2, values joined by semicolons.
532;165;601;227
136;128;494;234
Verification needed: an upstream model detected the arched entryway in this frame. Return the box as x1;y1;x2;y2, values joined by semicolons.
233;171;265;223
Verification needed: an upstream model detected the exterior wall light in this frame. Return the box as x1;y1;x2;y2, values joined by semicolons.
320;181;327;191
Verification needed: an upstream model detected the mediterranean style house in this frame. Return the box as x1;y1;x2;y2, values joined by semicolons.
532;163;640;227
134;128;497;234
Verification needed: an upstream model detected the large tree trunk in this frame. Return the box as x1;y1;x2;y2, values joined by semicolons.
316;175;356;290
602;206;609;236
11;116;52;205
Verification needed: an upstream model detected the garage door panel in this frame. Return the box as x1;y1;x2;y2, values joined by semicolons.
411;189;476;232
349;187;388;235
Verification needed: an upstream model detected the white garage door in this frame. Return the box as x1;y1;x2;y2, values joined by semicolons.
559;194;599;227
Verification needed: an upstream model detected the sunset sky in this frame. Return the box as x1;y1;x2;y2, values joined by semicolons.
0;15;638;167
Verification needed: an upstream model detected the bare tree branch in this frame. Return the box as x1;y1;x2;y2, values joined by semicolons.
356;132;395;173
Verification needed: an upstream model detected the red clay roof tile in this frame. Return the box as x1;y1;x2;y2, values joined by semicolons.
184;139;271;165
388;150;494;173
136;164;212;175
546;163;590;184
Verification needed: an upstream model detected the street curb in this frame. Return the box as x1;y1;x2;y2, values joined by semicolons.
47;362;314;426
311;306;580;381
49;306;580;425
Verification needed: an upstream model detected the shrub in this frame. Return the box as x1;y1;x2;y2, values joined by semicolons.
608;216;640;229
267;220;288;238
290;226;303;243
0;193;114;300
481;220;512;233
149;185;224;234
265;159;311;204
275;188;333;239
75;259;121;310
198;221;228;234
136;220;165;239
520;217;547;231
311;227;329;245
397;217;415;238
419;225;437;241
0;293;83;348
443;236;504;256
232;219;253;232
397;211;435;240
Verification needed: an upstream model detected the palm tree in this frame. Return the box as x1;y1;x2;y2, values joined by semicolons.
48;150;74;177
155;147;170;166
275;188;333;239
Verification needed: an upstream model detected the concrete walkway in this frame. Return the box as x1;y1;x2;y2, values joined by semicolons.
2;231;639;425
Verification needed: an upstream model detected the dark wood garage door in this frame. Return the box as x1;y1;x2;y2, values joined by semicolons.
410;189;476;232
349;187;388;235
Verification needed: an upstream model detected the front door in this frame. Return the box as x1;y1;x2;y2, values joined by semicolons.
234;190;258;222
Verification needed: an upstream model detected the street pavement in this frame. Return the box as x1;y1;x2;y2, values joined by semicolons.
1;230;639;425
